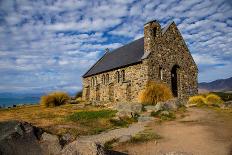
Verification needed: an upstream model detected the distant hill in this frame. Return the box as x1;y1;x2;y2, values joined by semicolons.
199;77;232;92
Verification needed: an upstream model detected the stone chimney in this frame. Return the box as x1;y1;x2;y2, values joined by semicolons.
144;20;161;53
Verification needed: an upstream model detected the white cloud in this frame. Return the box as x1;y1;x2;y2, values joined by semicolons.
0;0;231;93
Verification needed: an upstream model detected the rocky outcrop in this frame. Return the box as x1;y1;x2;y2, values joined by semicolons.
0;121;43;155
61;141;106;155
115;103;142;118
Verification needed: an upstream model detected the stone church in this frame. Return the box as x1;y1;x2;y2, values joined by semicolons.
82;20;198;103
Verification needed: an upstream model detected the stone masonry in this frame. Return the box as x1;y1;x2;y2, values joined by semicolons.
82;20;198;104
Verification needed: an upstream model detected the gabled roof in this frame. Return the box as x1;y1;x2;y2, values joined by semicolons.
83;37;144;77
83;21;175;78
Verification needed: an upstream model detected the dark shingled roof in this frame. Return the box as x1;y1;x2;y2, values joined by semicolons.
83;37;144;77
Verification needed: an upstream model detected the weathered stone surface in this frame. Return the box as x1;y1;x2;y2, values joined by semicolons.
118;135;132;143
82;20;198;104
138;116;154;122
115;103;142;117
144;105;158;112
159;152;192;155
40;132;62;155
0;121;43;155
61;141;106;155
225;101;232;108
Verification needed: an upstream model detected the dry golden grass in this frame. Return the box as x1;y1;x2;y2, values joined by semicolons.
40;91;70;107
206;94;224;105
188;93;224;107
0;104;116;137
139;81;173;105
188;95;207;106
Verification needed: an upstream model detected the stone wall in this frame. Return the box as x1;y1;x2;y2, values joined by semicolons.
82;61;149;103
144;21;198;99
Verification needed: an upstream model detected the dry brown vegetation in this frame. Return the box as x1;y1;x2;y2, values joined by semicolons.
0;104;121;137
188;93;224;107
40;91;70;107
139;81;173;105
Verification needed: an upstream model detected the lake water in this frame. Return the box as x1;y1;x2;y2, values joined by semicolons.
0;96;40;107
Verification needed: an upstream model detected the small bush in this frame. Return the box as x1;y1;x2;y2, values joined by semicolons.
188;95;207;106
40;92;70;107
206;93;224;106
138;81;173;105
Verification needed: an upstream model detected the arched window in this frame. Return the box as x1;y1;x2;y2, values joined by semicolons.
102;75;105;84
159;67;163;80
121;70;125;82
106;74;109;84
95;77;97;85
91;77;94;87
116;71;120;83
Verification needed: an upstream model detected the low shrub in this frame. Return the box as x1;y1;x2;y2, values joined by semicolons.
188;94;223;107
40;92;70;107
206;93;224;106
188;95;206;106
151;110;176;121
138;81;173;105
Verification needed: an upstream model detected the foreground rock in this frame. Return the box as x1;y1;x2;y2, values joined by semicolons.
0;121;43;155
115;103;142;118
61;141;106;155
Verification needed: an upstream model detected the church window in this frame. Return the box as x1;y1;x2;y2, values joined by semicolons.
102;75;105;84
121;70;125;82
116;71;120;83
106;74;109;84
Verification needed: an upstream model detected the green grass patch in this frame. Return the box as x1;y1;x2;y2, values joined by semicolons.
130;129;162;143
67;109;117;121
110;117;137;127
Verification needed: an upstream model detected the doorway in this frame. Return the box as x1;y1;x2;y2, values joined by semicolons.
171;65;179;97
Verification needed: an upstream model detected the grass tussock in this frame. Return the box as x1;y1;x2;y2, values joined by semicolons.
138;81;173;105
151;110;176;121
130;129;162;143
40;91;70;107
188;93;224;107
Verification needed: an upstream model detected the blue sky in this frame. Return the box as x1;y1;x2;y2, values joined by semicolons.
0;0;232;93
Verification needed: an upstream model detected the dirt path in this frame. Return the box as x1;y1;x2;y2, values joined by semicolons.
114;108;232;155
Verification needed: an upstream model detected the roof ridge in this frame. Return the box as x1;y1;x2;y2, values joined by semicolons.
109;37;144;54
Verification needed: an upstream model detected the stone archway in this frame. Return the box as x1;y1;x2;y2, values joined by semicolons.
171;65;179;97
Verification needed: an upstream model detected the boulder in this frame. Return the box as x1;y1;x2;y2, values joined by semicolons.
0;121;43;155
144;105;157;112
60;133;75;146
118;135;132;143
61;141;106;155
40;132;62;155
115;103;142;118
138;116;154;122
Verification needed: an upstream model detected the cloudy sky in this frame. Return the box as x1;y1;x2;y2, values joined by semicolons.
0;0;232;93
